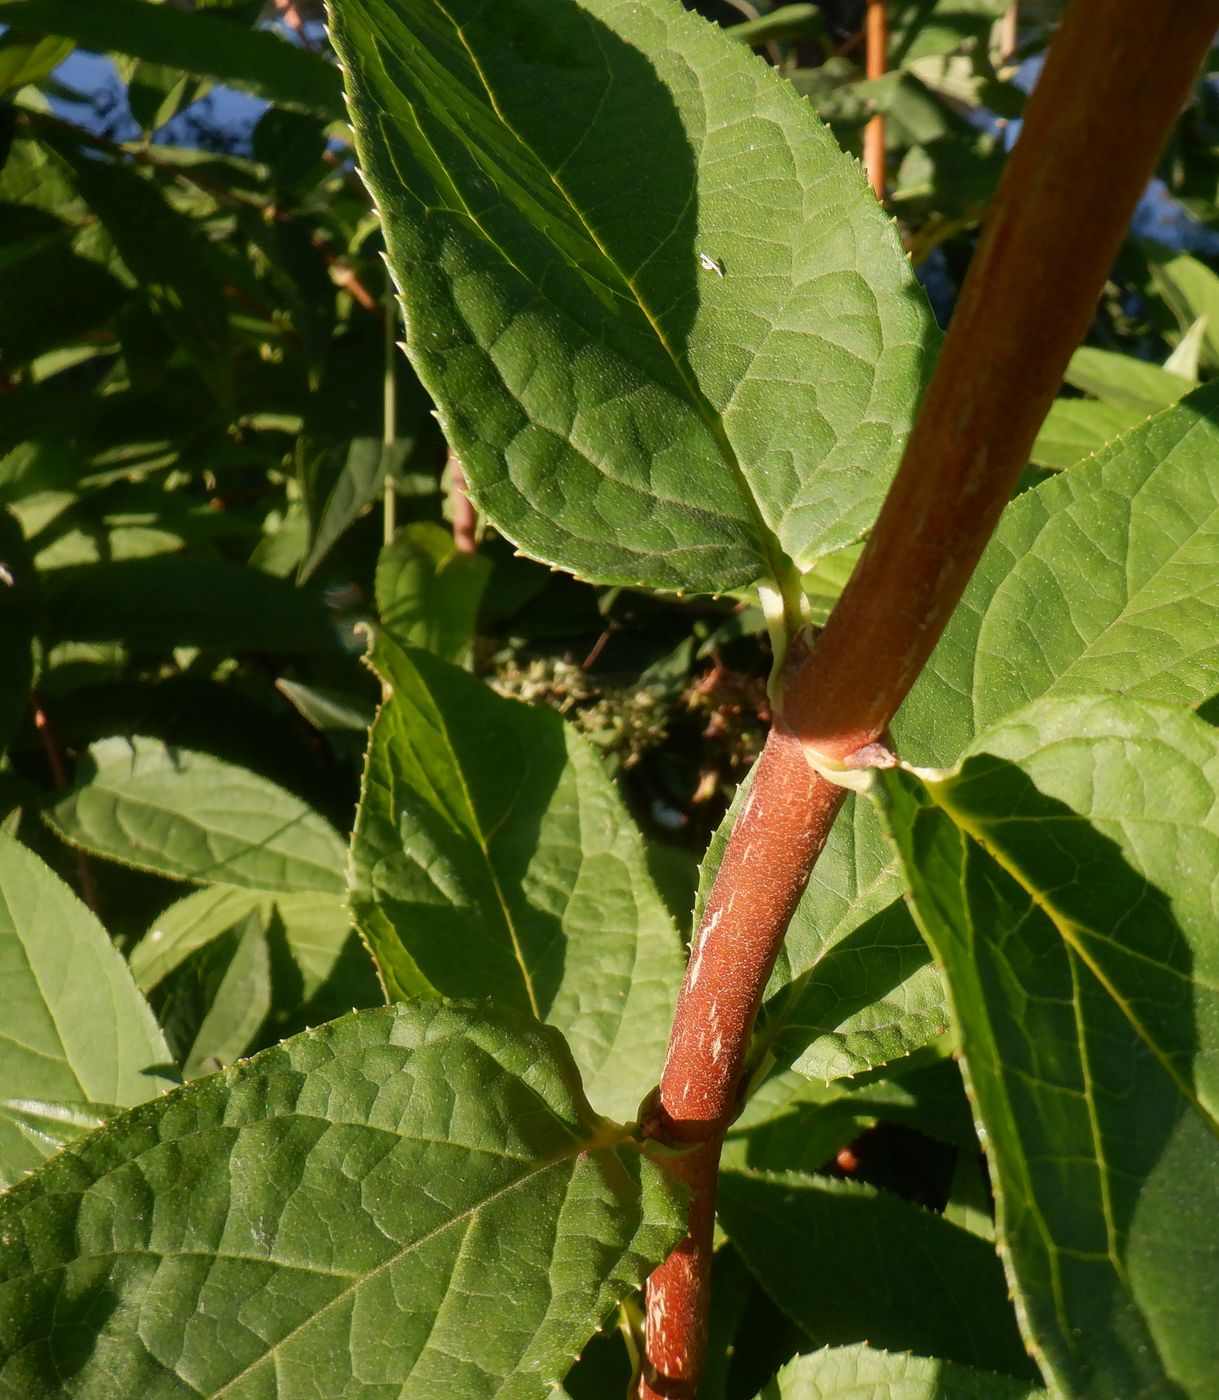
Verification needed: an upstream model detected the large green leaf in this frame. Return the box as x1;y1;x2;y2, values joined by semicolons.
0;0;344;115
331;0;935;596
0;1000;685;1397
47;736;347;894
875;694;1219;1397
0;834;174;1188
717;386;1219;1087
757;1345;1047;1400
718;1169;1031;1378
351;638;682;1120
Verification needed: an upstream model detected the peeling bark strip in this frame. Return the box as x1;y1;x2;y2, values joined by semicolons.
639;2;1219;1393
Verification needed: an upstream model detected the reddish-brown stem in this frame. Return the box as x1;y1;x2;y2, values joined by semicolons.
448;451;479;554
639;2;1219;1393
999;3;1019;65
30;692;100;915
862;0;887;199
639;728;843;1398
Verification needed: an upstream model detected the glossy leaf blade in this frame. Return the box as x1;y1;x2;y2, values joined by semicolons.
718;1169;1031;1378
876;695;1219;1397
47;736;347;894
331;0;935;594
757;1345;1047;1400
350;638;682;1119
0;1000;685;1398
0;834;174;1188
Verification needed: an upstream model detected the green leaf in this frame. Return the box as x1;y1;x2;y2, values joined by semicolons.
331;0;935;597
0;1000;685;1397
718;1169;1032;1378
0;29;73;93
42;556;339;653
1063;345;1195;416
1148;247;1219;370
350;638;683;1120
0;833;175;1188
376;522;492;666
0;0;344;115
0;240;129;372
298;436;413;583
130;884;382;1034
722;1053;976;1177
757;1345;1047;1400
47;736;347;894
51;143;235;410
902;381;1219;761
875;694;1219;1397
160;909;273;1078
1029;396;1139;469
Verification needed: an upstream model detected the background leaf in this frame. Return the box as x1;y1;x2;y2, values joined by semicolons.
332;0;935;596
0;0;344;115
41;557;339;653
718;1169;1032;1379
757;1344;1047;1400
350;638;683;1119
47;736;347;893
0;833;174;1188
0;1000;685;1397
376;522;492;666
876;694;1219;1397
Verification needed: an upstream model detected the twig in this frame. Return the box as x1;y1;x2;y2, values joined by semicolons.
863;0;887;199
30;691;100;915
1000;3;1019;65
448;450;478;554
638;2;1219;1394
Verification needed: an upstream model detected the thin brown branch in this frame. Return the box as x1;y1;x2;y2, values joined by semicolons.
1000;3;1019;65
448;450;479;554
863;0;887;199
30;692;100;915
639;2;1219;1393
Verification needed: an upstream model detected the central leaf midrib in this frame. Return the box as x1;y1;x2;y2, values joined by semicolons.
434;0;795;594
